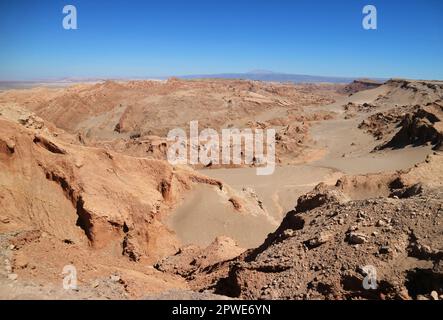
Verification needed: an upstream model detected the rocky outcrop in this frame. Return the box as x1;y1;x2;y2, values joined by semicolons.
203;187;443;300
0;118;224;263
338;79;383;95
379;103;443;150
186;158;443;300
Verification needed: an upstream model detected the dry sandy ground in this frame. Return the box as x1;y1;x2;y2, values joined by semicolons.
167;83;435;249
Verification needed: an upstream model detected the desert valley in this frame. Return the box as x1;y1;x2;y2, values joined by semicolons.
0;77;442;300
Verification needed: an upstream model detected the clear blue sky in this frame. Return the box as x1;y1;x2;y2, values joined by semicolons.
1;0;442;80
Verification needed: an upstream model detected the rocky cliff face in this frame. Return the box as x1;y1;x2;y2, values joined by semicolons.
0;106;271;299
0;115;229;263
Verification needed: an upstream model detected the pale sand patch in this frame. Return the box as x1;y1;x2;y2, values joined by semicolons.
167;165;341;248
166;184;278;248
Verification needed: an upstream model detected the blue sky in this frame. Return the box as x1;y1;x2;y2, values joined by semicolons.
0;0;442;80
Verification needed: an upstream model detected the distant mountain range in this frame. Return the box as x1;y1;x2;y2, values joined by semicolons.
178;71;386;84
0;71;387;89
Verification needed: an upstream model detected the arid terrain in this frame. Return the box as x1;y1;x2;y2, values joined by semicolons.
0;78;442;300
